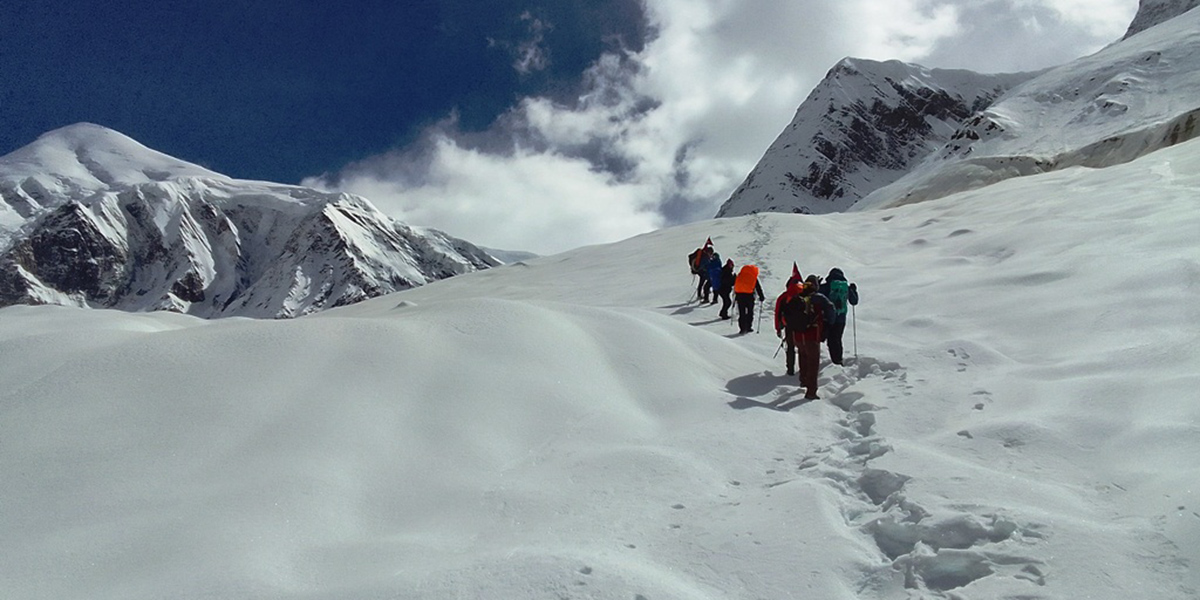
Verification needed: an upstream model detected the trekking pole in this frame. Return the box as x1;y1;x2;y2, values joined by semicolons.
773;335;785;358
756;300;763;333
852;303;858;360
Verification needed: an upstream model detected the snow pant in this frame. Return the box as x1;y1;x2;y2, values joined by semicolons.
717;288;732;318
735;293;756;333
697;273;712;302
795;335;822;397
825;316;848;365
781;334;797;374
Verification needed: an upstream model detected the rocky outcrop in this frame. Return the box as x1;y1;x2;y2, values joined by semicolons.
716;59;1035;217
1123;0;1199;38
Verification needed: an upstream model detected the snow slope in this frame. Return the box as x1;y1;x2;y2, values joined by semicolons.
2;134;1198;598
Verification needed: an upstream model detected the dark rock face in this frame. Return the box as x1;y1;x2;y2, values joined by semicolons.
0;182;499;318
717;59;1033;217
1123;0;1199;39
0;202;127;303
801;81;983;199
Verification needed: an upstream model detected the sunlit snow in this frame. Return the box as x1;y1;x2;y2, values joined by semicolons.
2;137;1198;599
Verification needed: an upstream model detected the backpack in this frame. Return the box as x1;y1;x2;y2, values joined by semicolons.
828;280;849;315
782;294;818;332
688;249;702;274
733;265;760;294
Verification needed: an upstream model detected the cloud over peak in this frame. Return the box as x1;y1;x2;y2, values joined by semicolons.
310;0;1138;255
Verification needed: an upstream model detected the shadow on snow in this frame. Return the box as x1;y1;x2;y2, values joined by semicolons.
725;370;813;411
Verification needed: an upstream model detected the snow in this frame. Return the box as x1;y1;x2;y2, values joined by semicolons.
1;130;499;318
857;6;1200;212
2;134;1198;598
0;123;225;204
716;56;1036;218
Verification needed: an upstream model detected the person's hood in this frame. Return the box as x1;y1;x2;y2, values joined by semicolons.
827;268;846;282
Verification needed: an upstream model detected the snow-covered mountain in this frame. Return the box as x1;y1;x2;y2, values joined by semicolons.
721;0;1200;217
715;60;1034;217
0;124;499;318
856;2;1200;211
1123;0;1199;38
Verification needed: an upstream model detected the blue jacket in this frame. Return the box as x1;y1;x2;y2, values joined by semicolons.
706;252;723;287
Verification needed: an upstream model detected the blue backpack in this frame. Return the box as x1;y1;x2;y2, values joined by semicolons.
828;280;850;315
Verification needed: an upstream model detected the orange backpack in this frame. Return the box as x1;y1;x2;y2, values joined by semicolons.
733;265;759;294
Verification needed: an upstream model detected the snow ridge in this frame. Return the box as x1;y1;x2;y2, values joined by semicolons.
715;59;1034;218
857;7;1200;211
1123;0;1200;38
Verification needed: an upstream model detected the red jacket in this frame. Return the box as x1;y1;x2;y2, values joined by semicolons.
774;289;798;333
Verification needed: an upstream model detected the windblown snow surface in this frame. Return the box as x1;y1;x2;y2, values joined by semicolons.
2;139;1198;598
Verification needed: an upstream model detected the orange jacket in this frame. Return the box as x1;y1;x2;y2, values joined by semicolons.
733;265;759;294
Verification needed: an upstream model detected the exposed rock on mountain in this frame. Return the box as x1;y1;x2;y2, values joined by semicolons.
1123;0;1199;38
858;6;1200;211
722;4;1200;218
715;59;1034;217
0;124;499;318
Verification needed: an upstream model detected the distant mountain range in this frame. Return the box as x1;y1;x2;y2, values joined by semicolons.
719;0;1200;217
7;1;1197;319
0;124;499;318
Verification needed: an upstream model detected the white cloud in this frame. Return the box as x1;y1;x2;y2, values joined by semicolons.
488;11;553;76
513;11;552;75
304;134;663;255
914;0;1137;72
310;0;1141;255
1023;0;1139;36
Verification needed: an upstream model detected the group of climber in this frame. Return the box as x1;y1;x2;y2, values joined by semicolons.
773;265;858;399
688;238;765;334
688;238;859;401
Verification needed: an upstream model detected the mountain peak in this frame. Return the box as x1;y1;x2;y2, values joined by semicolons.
716;58;1033;217
1123;0;1199;39
0;125;500;318
0;122;225;198
855;6;1200;211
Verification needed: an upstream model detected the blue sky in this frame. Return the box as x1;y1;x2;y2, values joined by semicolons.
1;0;1138;254
1;0;645;183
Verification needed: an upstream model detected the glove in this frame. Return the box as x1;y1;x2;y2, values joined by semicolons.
776;329;782;339
849;283;856;290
